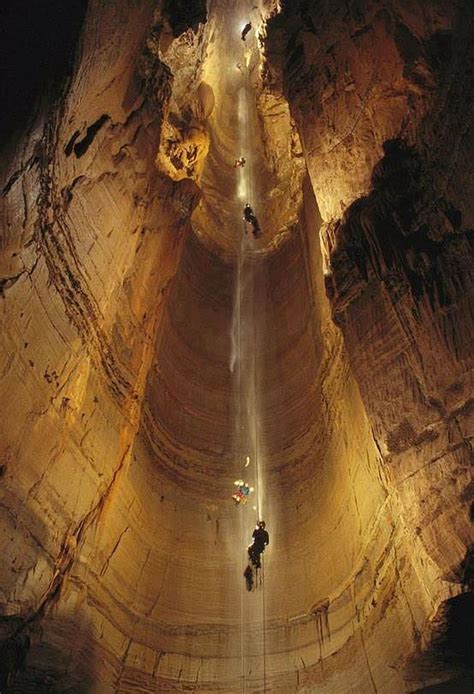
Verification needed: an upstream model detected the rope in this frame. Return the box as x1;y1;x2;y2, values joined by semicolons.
262;555;267;692
253;268;267;693
253;269;260;521
238;26;267;693
246;43;268;694
236;233;246;694
240;503;245;693
244;69;252;207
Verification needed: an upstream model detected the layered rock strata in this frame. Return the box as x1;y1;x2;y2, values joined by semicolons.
0;0;472;692
264;1;474;688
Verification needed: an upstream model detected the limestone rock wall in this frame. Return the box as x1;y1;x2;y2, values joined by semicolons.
0;0;202;689
0;0;472;691
264;0;474;687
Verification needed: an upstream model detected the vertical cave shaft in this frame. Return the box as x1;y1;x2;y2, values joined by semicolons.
0;0;473;692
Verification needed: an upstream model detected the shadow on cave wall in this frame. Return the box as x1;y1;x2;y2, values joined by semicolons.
163;0;207;37
0;0;88;151
326;137;473;323
0;482;97;692
406;537;474;692
407;590;474;693
324;137;474;693
0;614;97;693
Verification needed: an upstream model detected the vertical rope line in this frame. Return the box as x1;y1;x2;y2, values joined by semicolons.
245;29;267;691
240;503;245;693
248;84;252;207
262;556;267;692
240;22;267;692
244;69;252;206
253;267;260;521
250;259;265;693
237;236;245;693
254;270;267;693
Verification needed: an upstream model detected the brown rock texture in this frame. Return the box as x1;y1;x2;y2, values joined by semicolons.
0;0;473;692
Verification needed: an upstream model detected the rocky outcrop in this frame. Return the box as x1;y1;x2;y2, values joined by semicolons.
264;0;474;688
151;11;213;182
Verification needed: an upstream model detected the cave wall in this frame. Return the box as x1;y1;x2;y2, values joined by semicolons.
0;0;472;691
264;0;473;686
254;178;447;692
0;0;203;688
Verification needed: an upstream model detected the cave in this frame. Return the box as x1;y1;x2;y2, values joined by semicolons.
0;0;473;692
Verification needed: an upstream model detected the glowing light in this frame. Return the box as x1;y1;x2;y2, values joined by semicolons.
245;455;250;467
237;175;246;201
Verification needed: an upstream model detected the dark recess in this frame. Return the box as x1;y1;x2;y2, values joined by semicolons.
0;0;88;152
69;114;110;158
163;0;207;37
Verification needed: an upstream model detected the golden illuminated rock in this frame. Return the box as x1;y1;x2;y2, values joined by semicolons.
156;120;210;181
0;0;472;692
